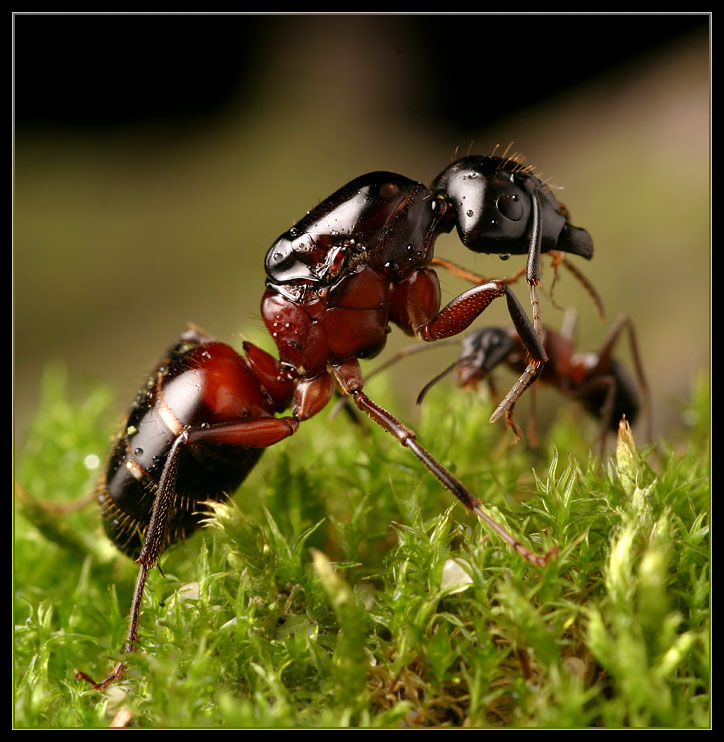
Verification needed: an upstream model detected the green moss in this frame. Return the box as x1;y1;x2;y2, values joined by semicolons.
14;366;710;728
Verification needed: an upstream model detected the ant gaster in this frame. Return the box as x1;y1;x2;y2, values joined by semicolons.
77;155;593;690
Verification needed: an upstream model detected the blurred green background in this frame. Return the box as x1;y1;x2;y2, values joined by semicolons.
14;14;710;447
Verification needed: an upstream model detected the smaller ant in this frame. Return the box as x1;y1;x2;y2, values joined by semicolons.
369;310;651;455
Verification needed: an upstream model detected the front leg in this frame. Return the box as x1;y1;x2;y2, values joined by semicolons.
432;251;606;324
389;268;547;434
525;189;544;339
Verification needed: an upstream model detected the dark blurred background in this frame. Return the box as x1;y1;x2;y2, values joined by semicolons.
14;13;710;446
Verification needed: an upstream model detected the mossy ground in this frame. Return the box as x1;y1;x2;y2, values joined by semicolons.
14;368;710;728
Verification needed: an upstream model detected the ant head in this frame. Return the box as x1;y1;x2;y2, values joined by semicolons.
416;326;518;405
432;156;593;260
432;157;531;252
456;327;518;387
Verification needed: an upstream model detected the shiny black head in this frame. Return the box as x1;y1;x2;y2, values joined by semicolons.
455;327;518;387
416;326;518;405
432;155;593;260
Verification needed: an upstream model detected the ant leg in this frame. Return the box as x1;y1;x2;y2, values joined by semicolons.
488;359;544;429
594;314;628;367
331;359;557;568
559;307;579;344
76;415;298;691
78;439;192;690
138;416;300;572
329;344;457;422
543;251;606;323
389;268;546;436
594;315;652;444
328;391;368;428
526;384;540;448
560;258;606;322
525;190;544;339
434;248;605;329
416;279;544;359
594;376;618;456
433;252;606;328
431;256;527;287
78;430;198;689
408;276;546;433
75;562;152;691
366;339;459;380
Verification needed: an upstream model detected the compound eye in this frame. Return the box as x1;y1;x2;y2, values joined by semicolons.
430;194;445;213
496;193;524;221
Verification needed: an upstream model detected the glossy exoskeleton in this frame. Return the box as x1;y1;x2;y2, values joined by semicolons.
264;154;593;420
415;312;651;451
80;154;594;690
97;327;296;561
77;327;298;690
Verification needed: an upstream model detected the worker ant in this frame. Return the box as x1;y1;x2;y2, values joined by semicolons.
77;154;595;690
385;310;651;453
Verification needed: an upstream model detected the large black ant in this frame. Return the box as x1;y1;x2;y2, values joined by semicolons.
77;154;595;690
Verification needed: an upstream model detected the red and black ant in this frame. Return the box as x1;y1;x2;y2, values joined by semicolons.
76;154;595;690
376;310;651;453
